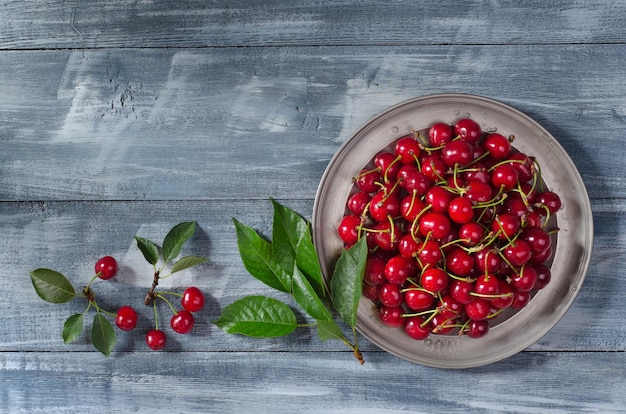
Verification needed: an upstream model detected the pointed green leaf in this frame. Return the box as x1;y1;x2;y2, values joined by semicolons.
213;296;297;337
271;198;305;276
29;268;76;303
170;255;208;274
295;232;326;298
135;236;159;266
330;236;368;328
162;221;197;262
91;313;116;357
62;313;84;344
270;199;325;298
232;217;290;292
291;265;332;321
317;319;349;342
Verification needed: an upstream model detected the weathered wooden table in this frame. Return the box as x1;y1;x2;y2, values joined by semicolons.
1;1;625;412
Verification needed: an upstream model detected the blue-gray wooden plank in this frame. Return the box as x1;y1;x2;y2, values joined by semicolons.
1;0;626;49
1;45;625;201
0;200;621;353
1;351;624;413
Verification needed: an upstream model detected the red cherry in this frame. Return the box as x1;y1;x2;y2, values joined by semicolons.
511;290;531;309
503;239;532;267
458;222;485;246
368;221;400;251
182;287;205;312
400;193;427;222
171;310;195;334
369;191;400;222
394;136;422;164
437;294;462;319
347;191;371;215
536;191;562;214
474;274;500;297
397;234;420;259
362;282;380;300
364;257;386;285
115;306;138;331
492;214;521;240
447;196;474;224
533;263;552;290
450;279;475;304
491;280;515;309
491;163;519;191
529;245;553;264
403;171;433;196
420;267;449;293
507;152;534;182
454;118;482;143
374;152;402;182
463;162;490;184
355;168;382;193
445;247;474;277
418;212;451;240
404;316;430;340
482;133;511;159
521;227;552;254
337;215;361;245
425;186;452;214
466;319;490;338
95;256;118;280
397;164;419;186
379;306;404;327
403;287;435;310
442;139;473;167
474;248;501;275
465;180;493;203
465;298;491;320
146;329;167;350
416;239;443;266
428;122;454;146
378;283;403;307
511;264;538;292
384;255;411;284
420;153;446;182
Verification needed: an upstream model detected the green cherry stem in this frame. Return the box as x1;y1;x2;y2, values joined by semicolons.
84;273;100;290
153;298;160;331
156;293;178;315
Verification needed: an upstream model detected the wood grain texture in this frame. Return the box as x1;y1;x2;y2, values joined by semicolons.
1;351;624;413
1;0;624;412
1;45;625;201
1;0;626;49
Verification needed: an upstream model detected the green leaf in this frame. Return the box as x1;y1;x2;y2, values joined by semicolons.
270;198;326;298
213;295;297;337
291;265;332;321
29;268;76;303
295;232;326;299
316;319;349;343
170;255;208;274
91;313;116;357
135;236;159;266
232;217;291;292
162;221;197;263
62;313;84;344
330;236;368;328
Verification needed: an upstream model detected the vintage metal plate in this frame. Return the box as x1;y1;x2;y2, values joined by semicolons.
313;93;593;368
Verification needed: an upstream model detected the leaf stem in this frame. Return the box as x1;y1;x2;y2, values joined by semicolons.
145;270;160;305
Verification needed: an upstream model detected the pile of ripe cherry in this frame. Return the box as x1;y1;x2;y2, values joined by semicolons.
337;118;561;340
